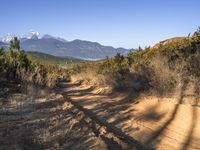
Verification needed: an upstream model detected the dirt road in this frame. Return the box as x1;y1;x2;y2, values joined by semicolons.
1;81;200;150
60;82;200;150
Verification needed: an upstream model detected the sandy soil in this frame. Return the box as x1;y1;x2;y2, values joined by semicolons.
0;82;108;150
1;80;200;150
62;82;200;150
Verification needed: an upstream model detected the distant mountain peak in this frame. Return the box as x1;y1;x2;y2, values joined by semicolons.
0;31;43;43
0;33;16;43
41;34;67;42
0;32;129;60
22;31;42;39
42;34;54;39
0;32;68;43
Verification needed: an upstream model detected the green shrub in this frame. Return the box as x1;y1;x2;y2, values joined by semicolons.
0;37;70;87
98;53;130;76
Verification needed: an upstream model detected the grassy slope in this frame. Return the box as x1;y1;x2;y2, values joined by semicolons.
27;51;86;65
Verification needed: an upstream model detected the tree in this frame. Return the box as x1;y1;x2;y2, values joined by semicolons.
0;48;5;74
191;27;200;52
10;37;20;51
193;26;200;37
17;50;31;70
138;46;143;51
0;47;4;56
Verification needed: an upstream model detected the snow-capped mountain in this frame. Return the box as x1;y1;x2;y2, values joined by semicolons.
0;33;16;43
0;31;65;43
0;32;130;60
22;31;42;40
0;32;41;43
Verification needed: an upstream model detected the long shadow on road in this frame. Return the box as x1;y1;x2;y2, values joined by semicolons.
61;82;151;149
62;79;200;150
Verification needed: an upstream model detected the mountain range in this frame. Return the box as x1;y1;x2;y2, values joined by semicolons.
0;32;130;60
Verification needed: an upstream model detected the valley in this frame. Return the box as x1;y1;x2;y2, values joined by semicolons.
1;1;200;149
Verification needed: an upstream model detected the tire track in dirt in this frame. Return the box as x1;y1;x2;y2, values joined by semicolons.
58;81;200;150
59;83;150;150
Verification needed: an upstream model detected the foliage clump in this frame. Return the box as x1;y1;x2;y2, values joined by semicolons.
73;27;200;94
0;37;69;87
125;27;200;95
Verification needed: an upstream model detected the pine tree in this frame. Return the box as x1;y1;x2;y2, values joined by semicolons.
0;47;4;56
10;37;20;51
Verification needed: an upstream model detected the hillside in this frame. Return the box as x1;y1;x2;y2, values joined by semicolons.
152;37;187;49
27;51;85;65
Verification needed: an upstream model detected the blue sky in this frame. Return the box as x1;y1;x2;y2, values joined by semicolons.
0;0;200;48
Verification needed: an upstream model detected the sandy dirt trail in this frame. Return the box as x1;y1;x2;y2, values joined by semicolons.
61;81;200;150
0;83;113;150
1;81;200;150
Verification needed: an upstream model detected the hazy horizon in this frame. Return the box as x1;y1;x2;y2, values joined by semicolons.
1;0;200;49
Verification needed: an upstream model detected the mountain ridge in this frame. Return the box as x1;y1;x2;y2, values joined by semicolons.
0;32;129;60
